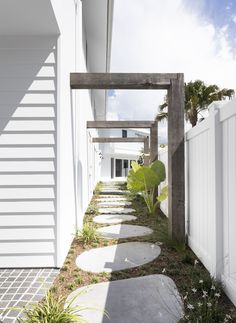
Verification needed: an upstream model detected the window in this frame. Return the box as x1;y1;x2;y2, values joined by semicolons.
122;129;127;138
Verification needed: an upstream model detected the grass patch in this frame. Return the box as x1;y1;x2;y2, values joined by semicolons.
77;223;100;245
12;289;92;323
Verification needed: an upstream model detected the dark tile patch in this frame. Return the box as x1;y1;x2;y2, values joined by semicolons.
0;269;59;322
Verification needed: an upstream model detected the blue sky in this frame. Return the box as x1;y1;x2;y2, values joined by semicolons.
107;0;236;141
184;0;236;48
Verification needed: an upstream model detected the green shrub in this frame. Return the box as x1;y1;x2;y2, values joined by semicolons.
183;262;232;323
77;223;100;244
127;160;168;215
85;205;98;215
93;181;102;194
13;290;91;322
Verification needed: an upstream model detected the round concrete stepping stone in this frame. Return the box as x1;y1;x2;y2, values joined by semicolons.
96;197;128;202
99;191;128;195
97;224;153;239
66;274;184;323
98;207;135;214
93;214;137;224
100;189;127;193
97;201;132;207
76;242;161;273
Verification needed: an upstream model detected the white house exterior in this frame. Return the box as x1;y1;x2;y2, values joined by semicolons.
0;0;113;268
99;128;148;179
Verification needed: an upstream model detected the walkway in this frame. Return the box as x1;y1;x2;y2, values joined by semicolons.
68;181;183;323
0;268;58;322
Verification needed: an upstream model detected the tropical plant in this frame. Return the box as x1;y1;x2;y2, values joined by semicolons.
127;160;168;215
156;80;235;127
4;289;91;323
77;223;100;244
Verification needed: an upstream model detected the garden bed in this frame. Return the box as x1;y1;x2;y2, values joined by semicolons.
51;182;236;322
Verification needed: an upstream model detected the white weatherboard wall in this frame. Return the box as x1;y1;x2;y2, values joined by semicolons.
186;100;236;306
0;36;58;267
0;0;109;268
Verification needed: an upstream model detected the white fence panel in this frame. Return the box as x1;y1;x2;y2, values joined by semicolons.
186;99;236;306
186;118;216;274
220;102;236;305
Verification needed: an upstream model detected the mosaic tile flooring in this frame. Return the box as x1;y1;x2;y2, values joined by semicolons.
0;268;59;323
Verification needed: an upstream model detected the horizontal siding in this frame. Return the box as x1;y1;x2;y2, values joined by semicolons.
0;147;55;158
0;134;55;145
0;256;56;268
0;79;56;92
0;228;55;240
0;36;57;267
0;241;55;254
4;120;55;132
0;65;56;78
0;214;55;226
0;174;55;185
0;188;54;199
0;201;55;213
0;106;55;118
0;161;55;172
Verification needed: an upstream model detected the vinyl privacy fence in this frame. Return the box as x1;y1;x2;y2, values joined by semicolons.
159;99;236;306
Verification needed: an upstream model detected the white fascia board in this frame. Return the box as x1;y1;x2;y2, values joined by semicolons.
82;0;114;120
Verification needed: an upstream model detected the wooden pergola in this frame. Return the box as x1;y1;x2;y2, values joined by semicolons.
70;72;185;243
92;136;150;165
88;121;157;162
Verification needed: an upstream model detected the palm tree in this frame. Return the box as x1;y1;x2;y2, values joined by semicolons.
156;80;235;127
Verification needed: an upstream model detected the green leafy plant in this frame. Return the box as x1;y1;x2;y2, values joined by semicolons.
5;290;92;323
183;278;232;323
127;160;168;215
85;205;97;215
77;223;100;244
93;181;102;195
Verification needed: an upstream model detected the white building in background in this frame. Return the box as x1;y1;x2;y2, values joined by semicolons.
0;0;113;268
99;128;149;179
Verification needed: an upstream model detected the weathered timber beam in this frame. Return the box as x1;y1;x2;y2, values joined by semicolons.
70;73;179;89
144;137;150;165
92;137;148;143
150;120;158;162
87;121;153;129
168;74;185;243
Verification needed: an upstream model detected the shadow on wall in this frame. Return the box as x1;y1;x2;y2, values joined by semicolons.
0;35;58;267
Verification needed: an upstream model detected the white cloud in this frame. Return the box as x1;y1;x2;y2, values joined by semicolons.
108;0;236;140
232;15;236;24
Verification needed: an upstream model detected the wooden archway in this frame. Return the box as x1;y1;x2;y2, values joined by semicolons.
70;72;185;243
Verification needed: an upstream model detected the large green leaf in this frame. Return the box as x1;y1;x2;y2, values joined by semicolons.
127;166;159;192
127;169;145;192
150;160;166;185
157;186;168;203
131;161;141;173
135;166;158;191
